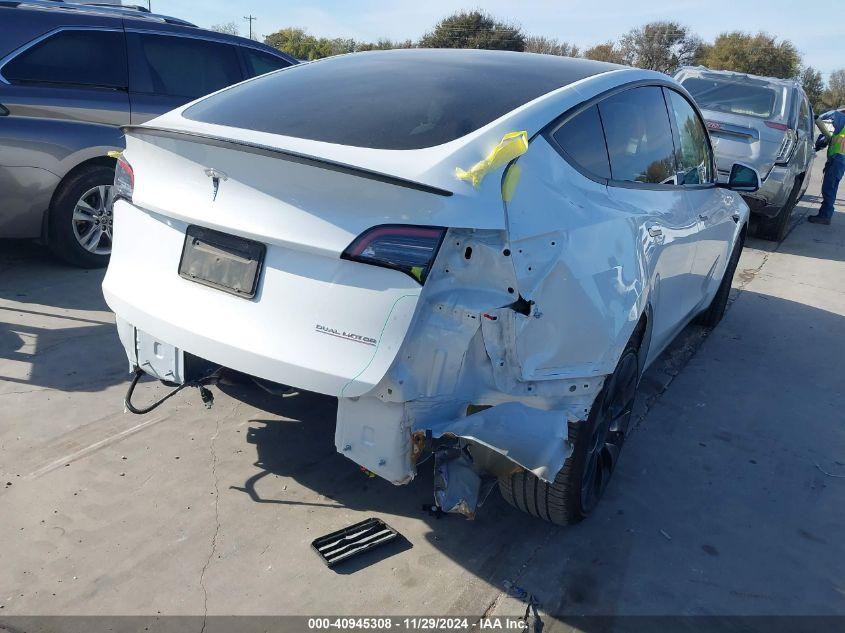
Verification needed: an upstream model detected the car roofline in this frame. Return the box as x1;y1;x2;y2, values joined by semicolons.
676;65;802;90
1;0;198;25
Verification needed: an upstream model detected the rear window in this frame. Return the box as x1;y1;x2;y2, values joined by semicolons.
3;29;127;88
681;77;776;119
183;49;619;150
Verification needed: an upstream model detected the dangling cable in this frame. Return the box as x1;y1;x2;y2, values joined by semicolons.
124;368;189;415
123;366;221;415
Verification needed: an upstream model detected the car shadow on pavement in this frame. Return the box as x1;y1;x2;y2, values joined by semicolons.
0;240;127;393
772;203;845;264
0;317;127;393
0;239;109;311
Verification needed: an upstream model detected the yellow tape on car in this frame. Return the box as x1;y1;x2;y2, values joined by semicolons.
501;165;522;202
455;131;528;188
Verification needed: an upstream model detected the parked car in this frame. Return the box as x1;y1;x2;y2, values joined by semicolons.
675;66;815;241
104;50;754;524
0;0;296;267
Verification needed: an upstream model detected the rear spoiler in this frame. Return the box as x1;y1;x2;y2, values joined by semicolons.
121;126;453;197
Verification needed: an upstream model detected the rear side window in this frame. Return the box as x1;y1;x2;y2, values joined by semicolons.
552;105;611;180
243;48;291;78
598;86;677;184
665;89;714;185
127;33;242;99
3;30;127;88
799;96;812;133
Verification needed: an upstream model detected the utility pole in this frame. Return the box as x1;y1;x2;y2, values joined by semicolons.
243;14;256;40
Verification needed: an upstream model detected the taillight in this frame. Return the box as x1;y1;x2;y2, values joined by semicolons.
341;224;446;284
775;129;797;165
114;156;134;202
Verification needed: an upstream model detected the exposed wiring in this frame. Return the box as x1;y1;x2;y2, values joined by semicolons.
123;366;221;415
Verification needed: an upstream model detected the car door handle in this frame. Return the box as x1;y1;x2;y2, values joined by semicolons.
648;226;663;237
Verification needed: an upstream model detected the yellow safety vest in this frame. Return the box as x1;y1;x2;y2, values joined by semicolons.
828;129;845;159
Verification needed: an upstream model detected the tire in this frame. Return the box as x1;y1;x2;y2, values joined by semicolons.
498;339;640;526
756;177;802;242
696;230;744;328
48;163;115;268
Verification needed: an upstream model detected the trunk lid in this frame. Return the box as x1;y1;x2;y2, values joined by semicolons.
103;129;504;397
700;109;788;179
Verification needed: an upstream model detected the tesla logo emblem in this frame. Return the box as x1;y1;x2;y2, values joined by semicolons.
203;168;228;201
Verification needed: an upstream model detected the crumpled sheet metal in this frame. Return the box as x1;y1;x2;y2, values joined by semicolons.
434;448;481;518
455;131;528;188
420;401;575;483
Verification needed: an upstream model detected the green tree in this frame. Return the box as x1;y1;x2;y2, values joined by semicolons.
418;10;525;51
822;69;845;110
800;66;825;112
356;38;414;52
524;36;579;57
583;42;625;64
210;21;239;36
325;38;356;57
618;21;702;75
265;27;322;60
698;31;800;79
265;28;414;60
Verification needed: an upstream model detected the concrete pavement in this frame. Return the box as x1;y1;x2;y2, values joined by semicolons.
1;159;843;628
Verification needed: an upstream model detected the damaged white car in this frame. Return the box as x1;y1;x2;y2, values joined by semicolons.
103;49;755;524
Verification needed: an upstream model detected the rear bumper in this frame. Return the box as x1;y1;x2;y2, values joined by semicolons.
103;200;421;398
739;164;796;218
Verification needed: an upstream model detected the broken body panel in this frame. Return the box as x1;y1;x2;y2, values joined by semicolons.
103;64;748;516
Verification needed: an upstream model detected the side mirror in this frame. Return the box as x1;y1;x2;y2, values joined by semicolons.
719;163;760;192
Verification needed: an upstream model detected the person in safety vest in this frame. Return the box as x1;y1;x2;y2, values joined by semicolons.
809;109;845;225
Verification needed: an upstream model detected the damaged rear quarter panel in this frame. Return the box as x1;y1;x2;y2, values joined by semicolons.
335;73;678;492
501;136;648;381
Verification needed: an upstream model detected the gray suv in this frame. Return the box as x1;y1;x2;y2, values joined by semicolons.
0;0;296;266
675;67;815;241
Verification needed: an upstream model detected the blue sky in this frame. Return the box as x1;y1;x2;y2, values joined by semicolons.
153;0;842;79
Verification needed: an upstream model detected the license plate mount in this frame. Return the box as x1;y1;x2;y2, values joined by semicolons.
178;225;265;299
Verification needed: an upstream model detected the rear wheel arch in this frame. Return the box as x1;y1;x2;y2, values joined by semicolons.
46;157;117;267
44;156;117;241
498;319;646;525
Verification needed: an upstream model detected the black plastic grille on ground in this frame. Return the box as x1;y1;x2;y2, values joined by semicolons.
311;518;398;568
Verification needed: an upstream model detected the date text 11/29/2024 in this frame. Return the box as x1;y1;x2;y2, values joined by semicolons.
307;617;532;630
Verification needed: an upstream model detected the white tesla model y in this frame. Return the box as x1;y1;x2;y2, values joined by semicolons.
104;49;756;524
